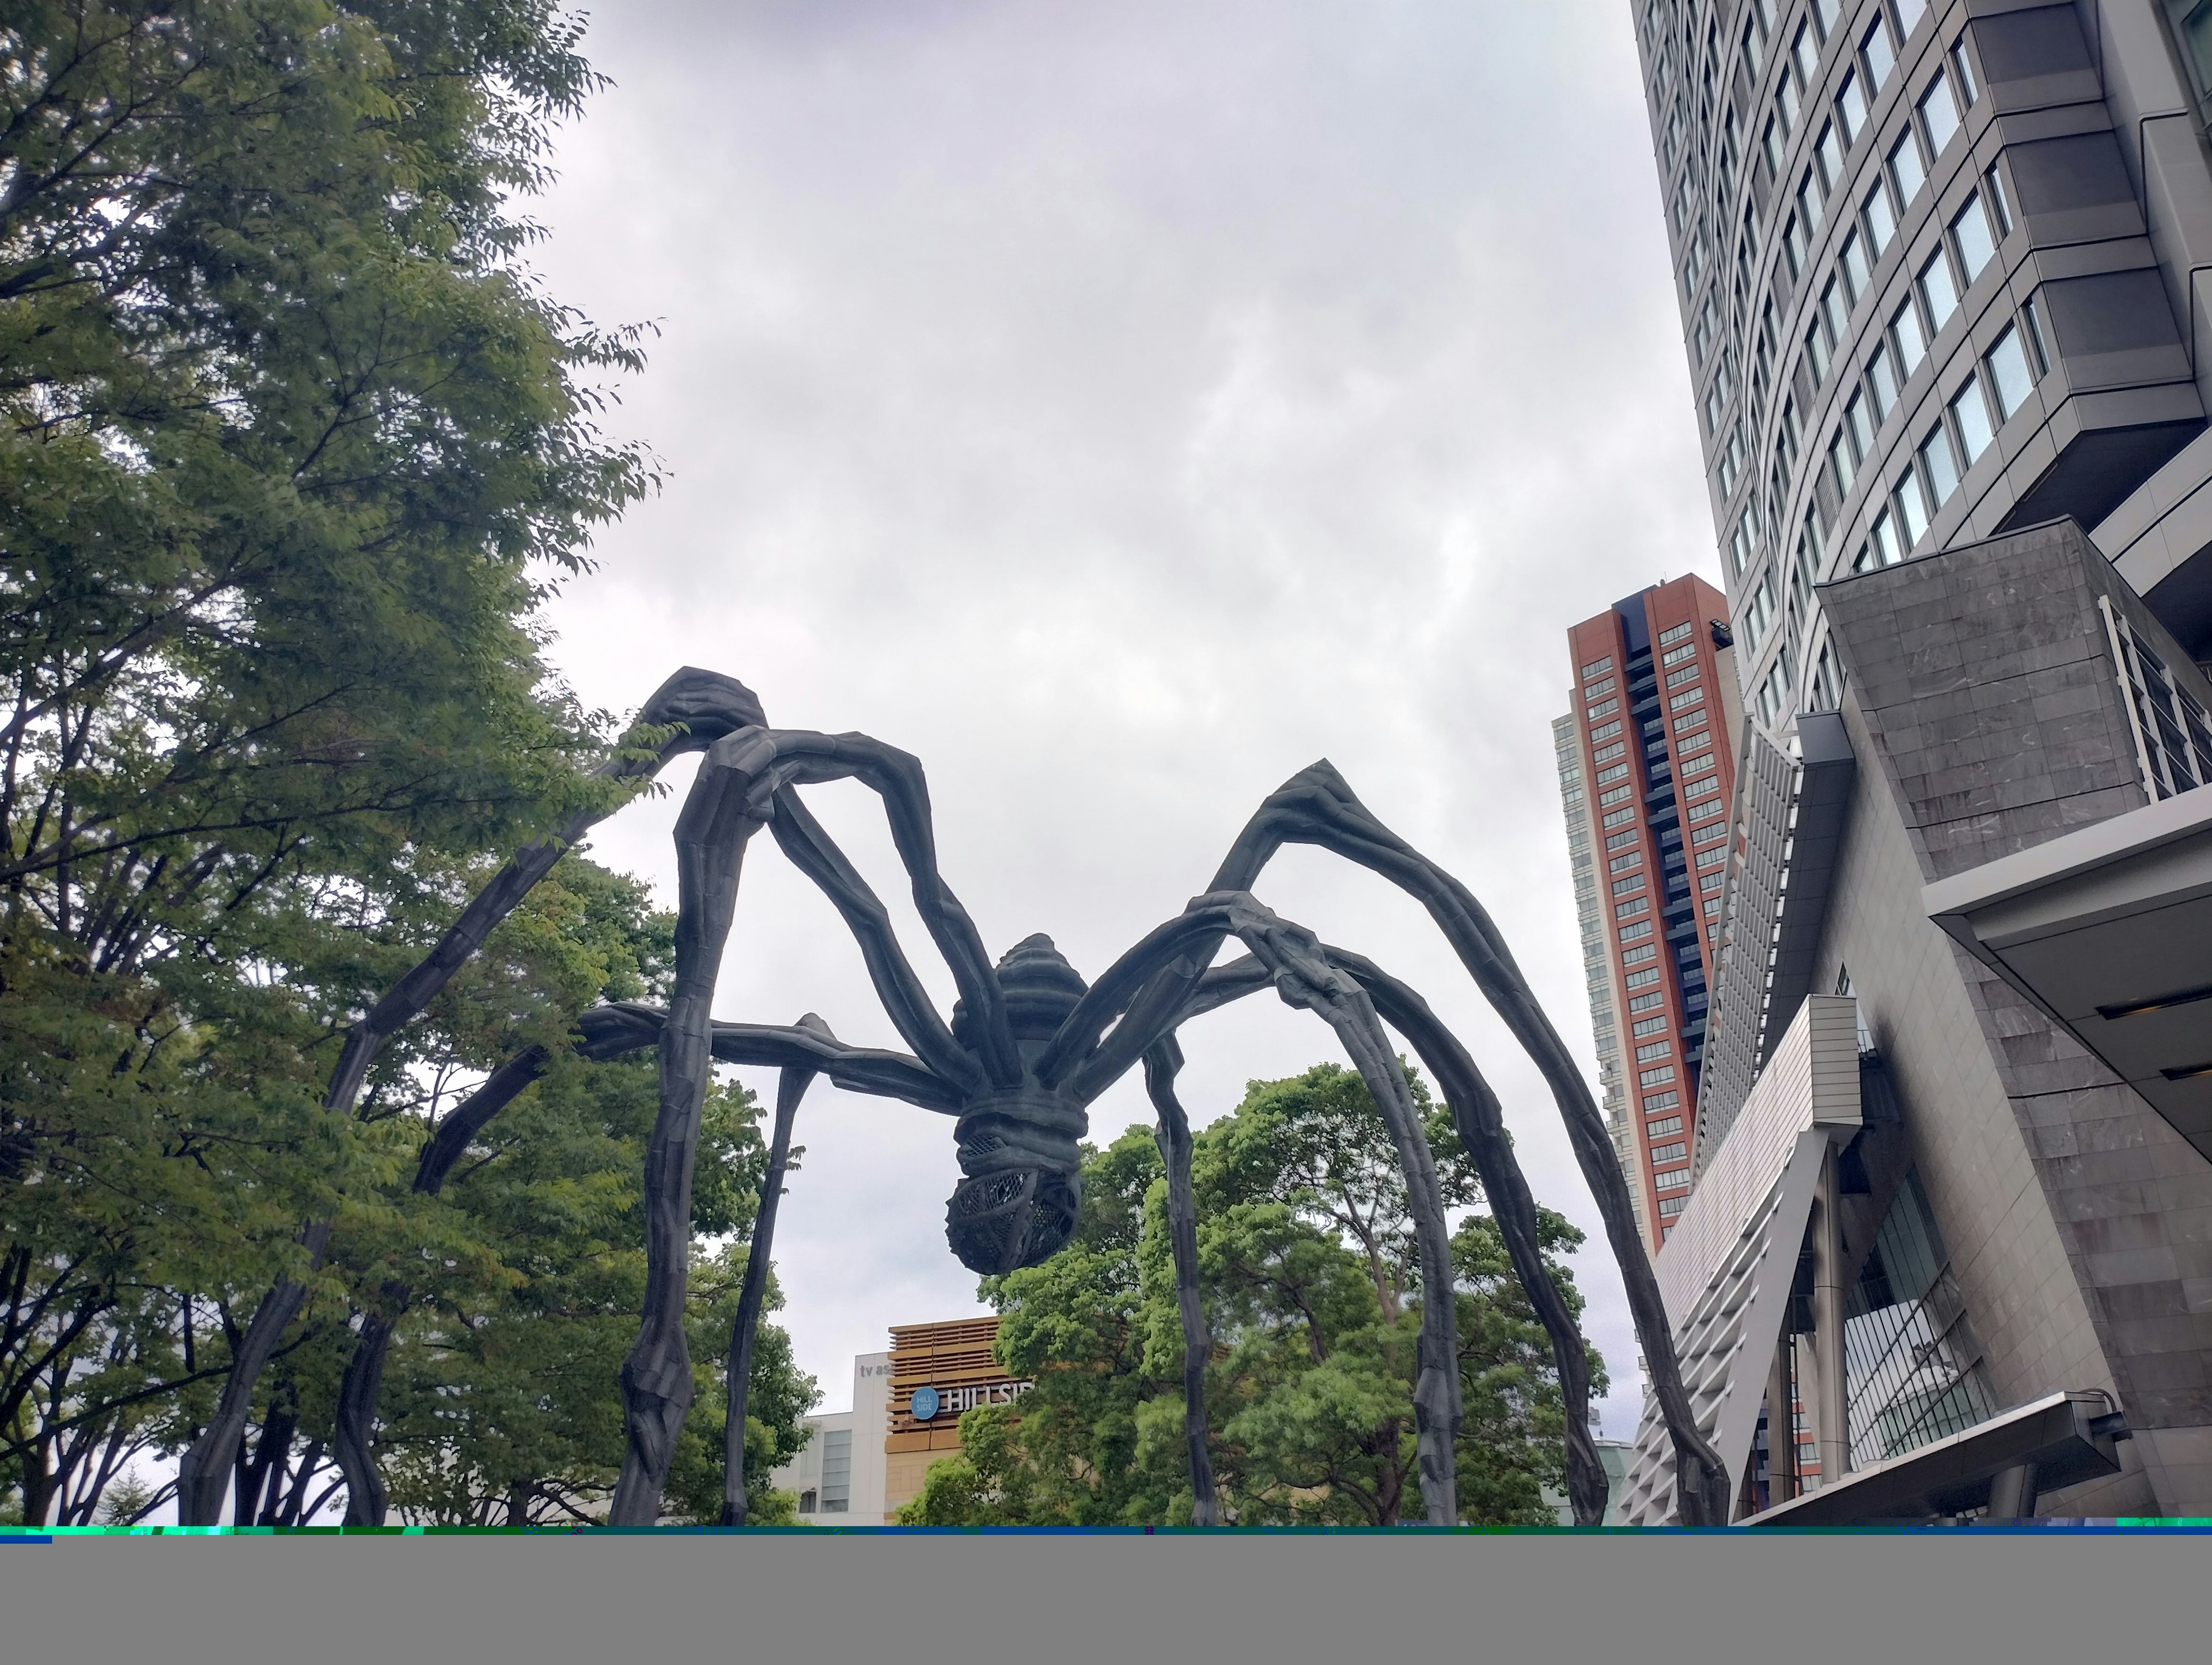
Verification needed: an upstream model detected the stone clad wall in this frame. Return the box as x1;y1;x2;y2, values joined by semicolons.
1820;517;2212;1512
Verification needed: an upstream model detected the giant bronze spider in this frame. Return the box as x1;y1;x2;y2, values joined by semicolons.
179;669;1726;1530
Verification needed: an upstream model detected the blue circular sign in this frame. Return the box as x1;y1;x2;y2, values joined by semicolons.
911;1385;940;1421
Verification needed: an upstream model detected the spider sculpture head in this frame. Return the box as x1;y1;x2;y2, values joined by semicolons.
944;934;1091;1273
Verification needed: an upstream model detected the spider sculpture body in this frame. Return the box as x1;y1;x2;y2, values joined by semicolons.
176;669;1728;1530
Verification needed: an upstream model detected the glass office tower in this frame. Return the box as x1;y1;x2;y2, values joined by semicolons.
1615;2;2212;1522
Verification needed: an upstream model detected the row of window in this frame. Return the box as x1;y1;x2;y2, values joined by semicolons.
1845;307;2046;575
1740;49;1976;540
1712;10;1969;610
1646;1114;1685;1140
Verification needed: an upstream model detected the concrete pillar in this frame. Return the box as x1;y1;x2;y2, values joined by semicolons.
1812;1142;1849;1488
1765;1329;1796;1510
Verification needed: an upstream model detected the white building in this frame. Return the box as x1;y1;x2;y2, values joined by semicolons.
768;1351;891;1524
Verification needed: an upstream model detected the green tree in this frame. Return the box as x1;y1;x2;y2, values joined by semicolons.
1;1;660;1523
907;1063;1601;1528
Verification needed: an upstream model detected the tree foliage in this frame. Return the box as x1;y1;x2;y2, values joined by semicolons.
898;1063;1605;1527
0;3;821;1526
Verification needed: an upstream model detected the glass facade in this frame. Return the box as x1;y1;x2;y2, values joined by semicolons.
1842;1169;1997;1469
819;1427;852;1513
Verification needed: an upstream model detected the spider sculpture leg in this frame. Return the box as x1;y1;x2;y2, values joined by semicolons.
335;1005;673;1524
1218;763;1729;1526
1051;763;1728;1527
721;1014;832;1526
612;729;783;1525
1177;945;1616;1524
1209;895;1464;1526
179;669;766;1525
1141;1036;1220;1527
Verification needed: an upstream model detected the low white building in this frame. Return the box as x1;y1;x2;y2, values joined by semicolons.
768;1351;891;1524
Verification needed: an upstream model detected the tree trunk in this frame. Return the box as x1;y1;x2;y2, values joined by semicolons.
720;1022;825;1525
611;730;772;1525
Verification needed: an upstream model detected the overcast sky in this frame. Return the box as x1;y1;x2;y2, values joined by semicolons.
528;0;1719;1442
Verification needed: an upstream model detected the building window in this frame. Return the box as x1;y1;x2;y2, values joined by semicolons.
1916;247;1959;333
1844;1170;1998;1470
1797;170;1824;235
1861;13;1896;92
1835;69;1866;147
1861;175;1896;258
1948;377;1994;466
1837;229;1869;307
1895;460;1930;545
820;1428;852;1514
2164;1;2212;108
1633;1014;1670;1038
1581;655;1613;680
1814;123;1843;195
1917;68;1960;157
1646;1114;1685;1139
1619;916;1653;940
1984;165;2014;237
1887;125;1926;208
1984;324;2034;423
798;1489;817;1514
1870;506;1902;567
1628;988;1664;1014
1917;421;1960;511
1657;1194;1690;1218
1613;874;1647;898
1950;193;1997;284
1889;295;1926;376
1635;1040;1672;1063
1649;1140;1689;1166
1638;1064;1677;1088
1865;340;1897;422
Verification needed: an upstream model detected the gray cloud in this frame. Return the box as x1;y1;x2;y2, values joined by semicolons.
532;0;1717;1442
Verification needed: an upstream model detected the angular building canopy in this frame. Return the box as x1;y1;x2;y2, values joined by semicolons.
1928;784;2212;1160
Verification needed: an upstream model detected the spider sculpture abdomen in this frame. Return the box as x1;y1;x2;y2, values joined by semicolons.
946;934;1090;1273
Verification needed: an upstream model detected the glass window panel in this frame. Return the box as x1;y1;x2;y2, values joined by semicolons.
1950;377;1994;464
1896;0;1928;33
1872;506;1901;565
1952;41;1979;106
1862;176;1897;256
1862;15;1896;90
1793;21;1817;85
1919;70;1960;155
1888;126;1926;204
1890;297;1926;375
1919;422;1960;508
1805;322;1830;385
1845;387;1873;457
1837;69;1866;145
1951;194;1997;282
1839;229;1870;304
1897;461;1931;543
1984;164;2014;236
1866;341;1899;419
1799;172;1824;233
1830;430;1855;494
1918;248;1959;331
1822;278;1849;341
2187;2;2212;98
1816;123;1843;192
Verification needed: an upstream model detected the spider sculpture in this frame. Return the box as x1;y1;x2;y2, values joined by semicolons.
177;669;1726;1530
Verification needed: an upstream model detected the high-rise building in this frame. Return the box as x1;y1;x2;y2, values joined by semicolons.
1558;577;1745;1255
1608;2;2212;1523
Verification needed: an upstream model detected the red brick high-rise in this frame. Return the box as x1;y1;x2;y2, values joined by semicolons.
1560;575;1743;1255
